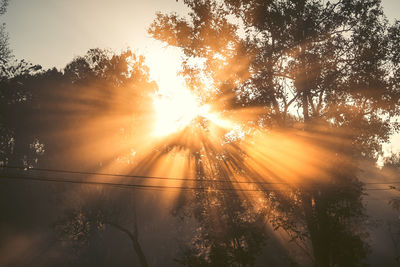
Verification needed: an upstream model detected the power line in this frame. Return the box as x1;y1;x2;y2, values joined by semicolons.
1;165;286;185
1;165;400;186
0;174;286;192
0;173;398;193
362;182;400;185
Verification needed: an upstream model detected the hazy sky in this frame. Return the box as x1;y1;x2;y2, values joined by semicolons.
1;0;399;69
1;0;399;153
1;0;188;68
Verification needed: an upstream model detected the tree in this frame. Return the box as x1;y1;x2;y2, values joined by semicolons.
0;0;11;66
383;152;400;170
54;188;148;267
149;0;400;265
0;0;7;14
0;0;12;165
383;153;400;265
149;0;399;154
0;49;156;265
0;48;155;169
126;119;272;266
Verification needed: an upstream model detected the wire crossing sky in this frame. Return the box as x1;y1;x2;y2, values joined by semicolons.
1;170;398;192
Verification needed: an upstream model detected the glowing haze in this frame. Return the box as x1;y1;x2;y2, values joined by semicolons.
1;0;399;178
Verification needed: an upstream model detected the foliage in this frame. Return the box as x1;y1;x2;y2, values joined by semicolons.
383;152;400;169
149;0;400;158
149;0;400;265
53;188;148;267
0;48;156;169
0;0;11;66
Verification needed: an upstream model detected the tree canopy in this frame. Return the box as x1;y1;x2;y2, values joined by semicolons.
0;0;11;67
148;0;400;266
149;0;400;158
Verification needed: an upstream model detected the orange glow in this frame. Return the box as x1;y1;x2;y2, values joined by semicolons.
153;86;206;136
152;83;230;137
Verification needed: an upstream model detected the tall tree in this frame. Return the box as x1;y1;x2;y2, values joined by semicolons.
54;188;149;267
149;0;400;265
0;48;155;169
0;0;11;66
0;49;157;265
149;0;399;152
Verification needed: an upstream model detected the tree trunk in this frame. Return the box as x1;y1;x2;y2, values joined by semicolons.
107;222;149;267
301;89;331;267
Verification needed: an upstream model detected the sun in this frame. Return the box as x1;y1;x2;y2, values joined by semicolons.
152;83;211;136
147;50;230;137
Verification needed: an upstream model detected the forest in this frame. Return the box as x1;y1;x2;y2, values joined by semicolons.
1;0;400;266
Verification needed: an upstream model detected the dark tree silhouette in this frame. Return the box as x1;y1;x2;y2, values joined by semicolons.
149;0;400;266
169;128;269;266
54;189;149;267
0;0;10;65
114;117;273;266
383;153;400;265
0;48;156;265
1;48;155;169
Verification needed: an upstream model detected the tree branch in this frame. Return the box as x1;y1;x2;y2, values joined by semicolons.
106;221;148;267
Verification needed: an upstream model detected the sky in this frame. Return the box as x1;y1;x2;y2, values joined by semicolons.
1;0;399;70
1;0;191;95
1;0;400;154
1;0;187;68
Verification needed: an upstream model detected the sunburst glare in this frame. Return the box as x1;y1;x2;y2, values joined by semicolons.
152;82;230;136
